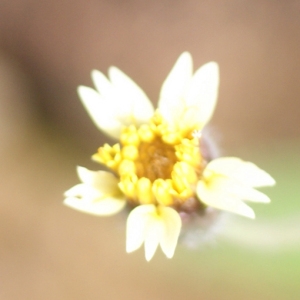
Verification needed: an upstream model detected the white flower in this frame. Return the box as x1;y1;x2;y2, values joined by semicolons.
64;52;275;261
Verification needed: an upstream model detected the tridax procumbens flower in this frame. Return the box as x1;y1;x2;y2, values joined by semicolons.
64;52;275;261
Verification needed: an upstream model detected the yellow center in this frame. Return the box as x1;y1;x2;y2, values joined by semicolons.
136;138;177;181
92;112;205;209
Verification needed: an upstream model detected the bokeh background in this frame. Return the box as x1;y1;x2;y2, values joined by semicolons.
1;0;300;299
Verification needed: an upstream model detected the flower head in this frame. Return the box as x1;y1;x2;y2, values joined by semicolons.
64;52;275;261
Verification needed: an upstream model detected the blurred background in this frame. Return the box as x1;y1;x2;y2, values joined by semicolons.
0;0;300;299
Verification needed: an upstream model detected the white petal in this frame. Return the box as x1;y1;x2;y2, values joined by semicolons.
77;85;122;139
178;106;202;131
184;62;219;127
64;167;125;216
126;205;156;254
226;181;271;203
158;52;193;124
197;180;255;219
126;205;182;261
64;183;102;200
91;70;113;98
159;207;181;259
205;176;271;203
64;195;126;216
144;218;162;261
108;67;154;126
76;166;120;195
205;157;276;187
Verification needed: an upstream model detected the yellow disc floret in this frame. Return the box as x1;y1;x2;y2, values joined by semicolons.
92;143;122;172
93;112;205;210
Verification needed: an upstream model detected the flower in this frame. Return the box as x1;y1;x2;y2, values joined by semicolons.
64;52;275;261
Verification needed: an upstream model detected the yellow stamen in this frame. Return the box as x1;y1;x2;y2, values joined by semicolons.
118;174;138;200
136;177;154;204
92;143;121;172
152;179;173;206
161;130;183;145
118;160;136;176
120;125;140;147
122;145;139;161
171;162;197;198
175;138;202;168
138;124;155;143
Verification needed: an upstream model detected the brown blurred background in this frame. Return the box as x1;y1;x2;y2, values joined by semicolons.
0;1;300;299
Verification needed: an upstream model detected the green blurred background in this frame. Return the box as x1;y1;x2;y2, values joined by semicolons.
1;1;300;299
